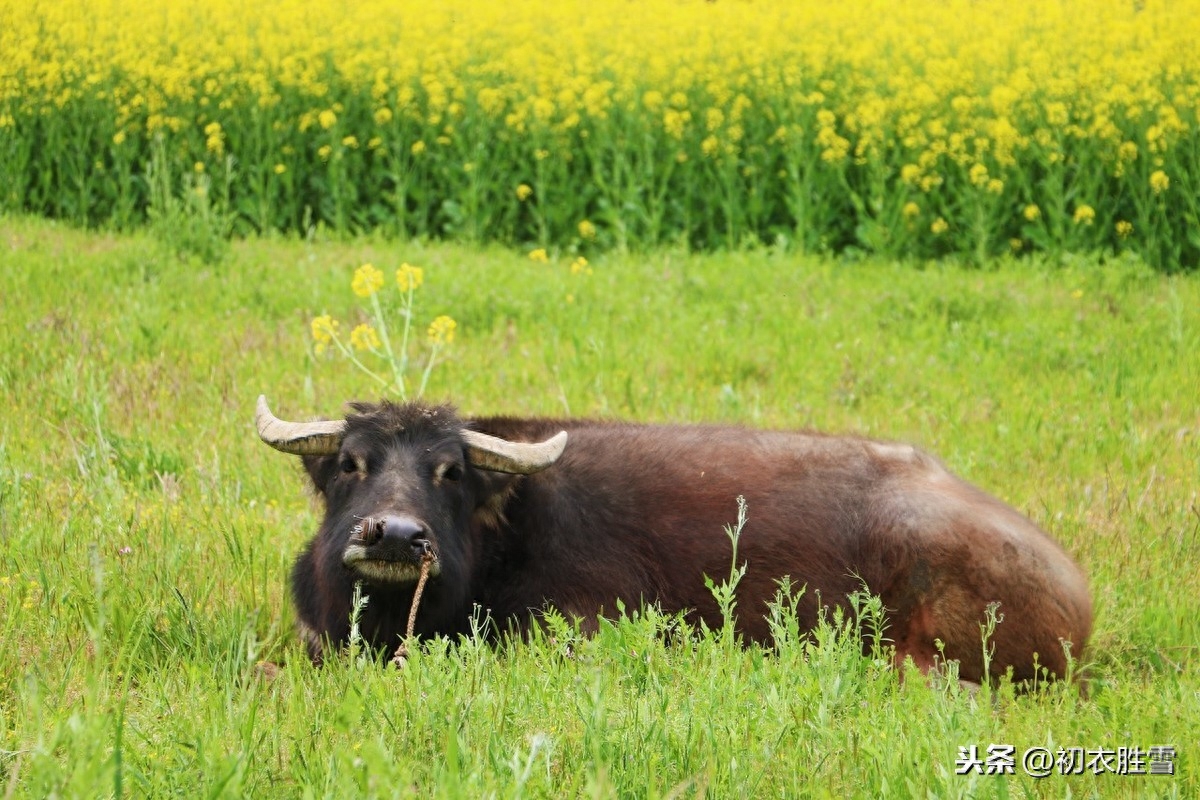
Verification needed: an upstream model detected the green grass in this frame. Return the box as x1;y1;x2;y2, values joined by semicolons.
0;215;1197;797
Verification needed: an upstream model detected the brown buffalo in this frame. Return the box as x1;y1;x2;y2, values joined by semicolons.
256;396;1091;683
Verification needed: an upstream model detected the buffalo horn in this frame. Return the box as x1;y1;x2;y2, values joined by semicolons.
255;395;346;455
462;429;568;474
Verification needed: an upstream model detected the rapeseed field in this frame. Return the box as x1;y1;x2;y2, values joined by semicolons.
2;0;1198;266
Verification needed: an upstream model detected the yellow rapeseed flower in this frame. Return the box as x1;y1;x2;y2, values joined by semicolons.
427;315;457;345
318;109;337;130
578;219;597;240
931;217;949;235
352;263;384;297
529;248;549;262
1116;220;1133;238
274;163;287;174
1150;170;1170;193
311;315;339;355
411;141;426;156
342;135;359;148
396;263;425;291
350;323;381;352
1073;205;1096;225
516;183;533;201
1023;204;1041;222
902;201;920;219
570;256;592;275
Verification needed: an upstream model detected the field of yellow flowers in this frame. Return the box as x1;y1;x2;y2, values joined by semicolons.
3;0;1199;266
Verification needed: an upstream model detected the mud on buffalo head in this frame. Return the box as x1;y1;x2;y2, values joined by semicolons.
255;395;566;656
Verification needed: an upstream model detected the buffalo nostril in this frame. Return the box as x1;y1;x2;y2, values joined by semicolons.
379;516;430;555
351;517;382;545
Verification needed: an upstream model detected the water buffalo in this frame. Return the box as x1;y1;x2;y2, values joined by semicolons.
256;395;1091;683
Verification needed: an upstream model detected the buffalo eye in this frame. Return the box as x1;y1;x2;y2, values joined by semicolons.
339;455;361;476
436;462;463;483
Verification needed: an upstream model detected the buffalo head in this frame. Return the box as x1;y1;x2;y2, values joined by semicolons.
256;396;567;654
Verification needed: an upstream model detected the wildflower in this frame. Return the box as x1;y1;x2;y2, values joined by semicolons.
570;257;592;275
931;217;949;235
578;219;597;240
274;163;287;175
194;161;206;174
427;315;457;345
1071;289;1084;299
1116;220;1133;238
1023;204;1041;222
112;130;126;145
900;164;921;184
396;263;424;291
318;109;337;130
1073;205;1095;225
701;136;719;157
311;315;339;354
1150;170;1170;193
374;107;393;125
342;135;359;148
411;140;426;155
516;184;533;201
986;179;1004;195
352;263;384;298
350;323;381;352
902;202;920;219
529;248;549;263
1009;238;1024;252
318;144;333;161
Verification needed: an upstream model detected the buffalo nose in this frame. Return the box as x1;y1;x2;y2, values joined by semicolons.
373;515;431;556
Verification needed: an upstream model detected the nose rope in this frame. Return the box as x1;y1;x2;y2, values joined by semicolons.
391;551;435;668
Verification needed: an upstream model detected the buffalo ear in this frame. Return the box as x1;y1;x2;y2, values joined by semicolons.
469;469;521;526
302;453;337;496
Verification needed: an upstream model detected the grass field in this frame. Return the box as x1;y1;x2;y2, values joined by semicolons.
0;215;1197;797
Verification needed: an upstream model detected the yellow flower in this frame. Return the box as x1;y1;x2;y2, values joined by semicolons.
1150;170;1170;193
112;130;126;145
516;183;533;201
1073;205;1095;225
396;263;424;291
968;163;989;187
274;163;287;175
411;141;426;156
350;323;381;352
318;109;337;130
427;315;457;345
352;263;384;298
342;135;359;148
374;107;393;125
986;179;1004;195
194;161;206;174
570;256;592;275
311;315;339;354
529;248;549;263
1023;204;1041;222
902;201;920;219
578;219;596;240
318;144;333;161
931;217;949;235
1116;220;1133;238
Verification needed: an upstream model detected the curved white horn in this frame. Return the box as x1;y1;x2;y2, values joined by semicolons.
255;395;346;455
462;429;568;474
